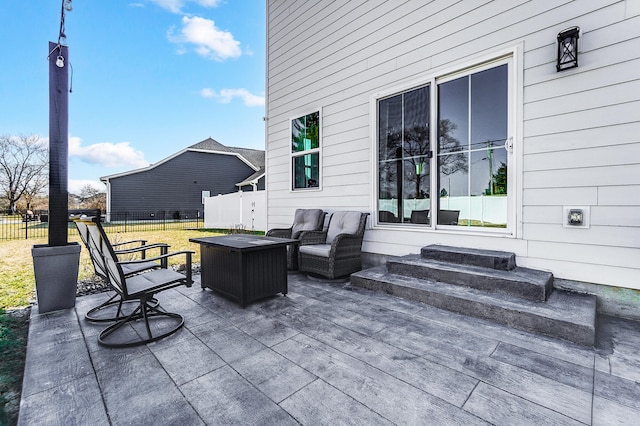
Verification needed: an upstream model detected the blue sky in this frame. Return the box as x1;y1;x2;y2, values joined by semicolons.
0;0;265;194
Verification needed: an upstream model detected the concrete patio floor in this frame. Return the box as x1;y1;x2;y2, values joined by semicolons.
19;272;640;425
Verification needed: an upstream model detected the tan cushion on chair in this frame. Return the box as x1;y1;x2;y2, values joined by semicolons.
326;211;361;244
299;244;332;258
291;209;324;238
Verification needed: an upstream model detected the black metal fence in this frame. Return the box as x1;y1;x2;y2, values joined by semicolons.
0;210;204;241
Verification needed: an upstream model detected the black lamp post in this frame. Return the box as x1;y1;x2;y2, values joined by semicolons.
48;40;69;246
48;0;72;246
557;26;580;72
31;0;80;314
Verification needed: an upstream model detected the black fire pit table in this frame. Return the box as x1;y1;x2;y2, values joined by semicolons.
189;234;298;307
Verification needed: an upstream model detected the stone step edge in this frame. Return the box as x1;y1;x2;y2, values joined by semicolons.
421;244;516;271
350;266;596;346
387;255;553;302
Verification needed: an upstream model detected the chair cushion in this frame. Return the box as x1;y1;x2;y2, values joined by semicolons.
326;211;361;244
299;244;332;258
291;209;324;238
121;260;160;276
125;269;186;296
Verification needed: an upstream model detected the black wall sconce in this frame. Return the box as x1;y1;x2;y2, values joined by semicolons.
557;26;580;71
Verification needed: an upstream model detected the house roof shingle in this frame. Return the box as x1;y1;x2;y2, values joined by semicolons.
101;137;265;185
188;137;265;169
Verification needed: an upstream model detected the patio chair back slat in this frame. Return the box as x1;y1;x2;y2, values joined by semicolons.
82;219;127;295
74;218;108;278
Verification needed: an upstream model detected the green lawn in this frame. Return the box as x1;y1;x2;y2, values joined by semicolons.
0;228;226;310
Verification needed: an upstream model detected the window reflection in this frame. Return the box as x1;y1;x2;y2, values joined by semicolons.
292;111;320;190
438;64;508;227
378;62;510;229
378;86;430;224
293;153;319;189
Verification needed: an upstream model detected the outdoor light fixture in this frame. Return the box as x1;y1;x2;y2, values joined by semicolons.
567;209;584;226
63;0;72;11
55;55;65;68
556;26;580;71
563;206;590;229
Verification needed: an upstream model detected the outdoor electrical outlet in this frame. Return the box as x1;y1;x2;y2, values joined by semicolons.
563;206;590;229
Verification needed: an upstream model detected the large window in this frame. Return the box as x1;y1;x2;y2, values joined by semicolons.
437;64;508;228
377;59;511;230
378;86;431;224
291;111;320;190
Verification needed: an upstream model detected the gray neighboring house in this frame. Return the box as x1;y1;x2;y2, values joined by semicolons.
101;137;265;218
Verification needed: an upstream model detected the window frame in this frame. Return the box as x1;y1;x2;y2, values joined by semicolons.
289;108;322;192
377;85;432;225
371;49;518;236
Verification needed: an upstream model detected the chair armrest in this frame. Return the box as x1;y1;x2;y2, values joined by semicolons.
266;228;292;238
115;243;170;264
114;243;169;254
118;250;194;265
119;251;195;286
299;230;327;245
329;233;364;257
111;239;148;248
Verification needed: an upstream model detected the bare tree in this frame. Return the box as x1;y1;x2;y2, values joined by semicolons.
22;172;49;212
0;134;48;214
77;184;106;211
438;119;468;176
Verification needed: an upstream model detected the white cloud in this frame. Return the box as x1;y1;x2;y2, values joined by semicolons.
128;3;145;8
68;179;105;195
200;88;264;107
149;0;222;14
196;0;222;7
69;137;148;169
200;88;215;98
168;16;241;61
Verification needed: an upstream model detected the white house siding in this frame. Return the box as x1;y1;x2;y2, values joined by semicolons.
265;0;640;290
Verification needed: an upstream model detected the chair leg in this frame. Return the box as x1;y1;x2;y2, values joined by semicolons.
85;293;159;323
98;296;184;348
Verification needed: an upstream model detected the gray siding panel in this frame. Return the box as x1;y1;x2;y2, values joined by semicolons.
266;0;640;288
109;151;256;213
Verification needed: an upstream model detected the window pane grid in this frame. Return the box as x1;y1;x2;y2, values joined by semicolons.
291;111;321;190
377;61;509;230
437;64;508;228
378;86;430;224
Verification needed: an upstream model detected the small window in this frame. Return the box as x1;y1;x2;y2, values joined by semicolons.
291;111;320;190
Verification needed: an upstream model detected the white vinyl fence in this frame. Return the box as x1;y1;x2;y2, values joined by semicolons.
380;195;507;225
203;190;266;231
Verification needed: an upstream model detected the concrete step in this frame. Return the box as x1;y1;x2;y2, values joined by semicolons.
350;266;597;346
387;255;553;302
421;244;516;271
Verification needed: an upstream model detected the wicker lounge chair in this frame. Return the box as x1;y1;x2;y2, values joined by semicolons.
266;208;326;270
73;216;170;322
77;217;194;348
298;211;369;279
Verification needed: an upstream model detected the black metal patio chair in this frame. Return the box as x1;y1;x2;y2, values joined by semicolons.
78;217;194;348
298;211;369;279
266;208;326;270
73;216;170;322
438;209;460;225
